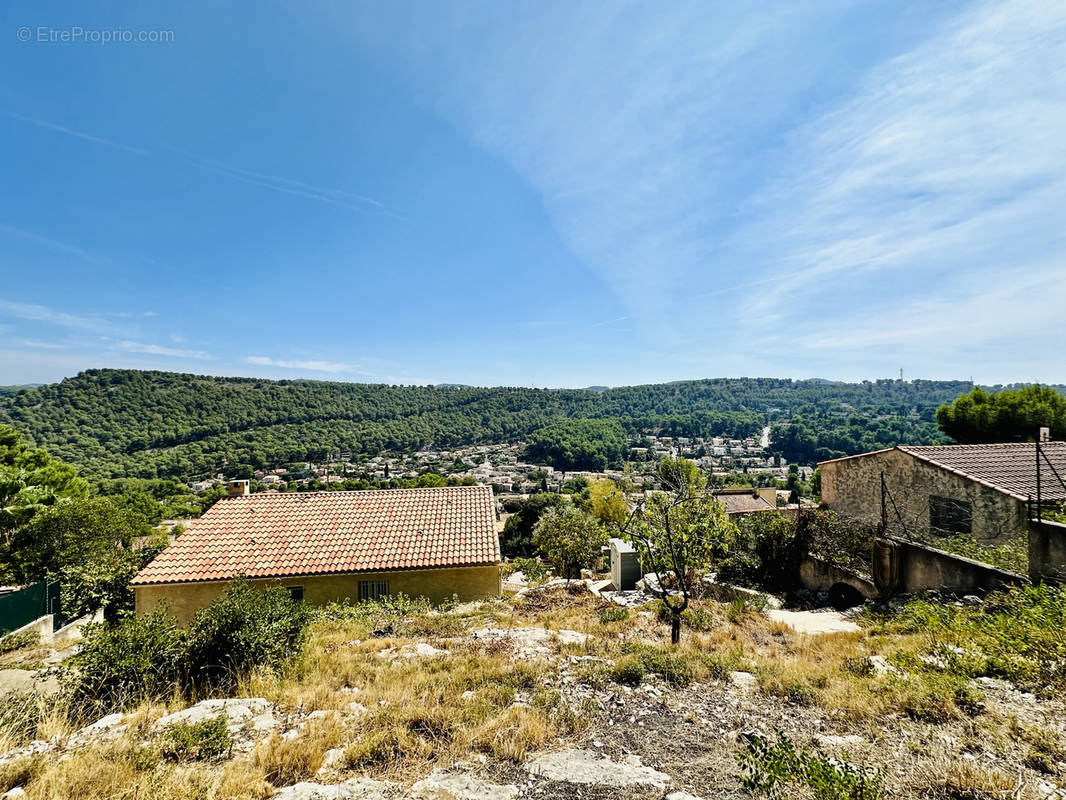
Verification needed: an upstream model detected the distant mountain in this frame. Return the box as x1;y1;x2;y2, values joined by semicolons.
582;386;610;392
0;369;982;481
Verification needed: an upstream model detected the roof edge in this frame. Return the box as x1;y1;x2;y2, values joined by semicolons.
131;559;501;588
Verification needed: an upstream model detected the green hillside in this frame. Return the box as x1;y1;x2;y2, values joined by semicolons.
0;369;982;481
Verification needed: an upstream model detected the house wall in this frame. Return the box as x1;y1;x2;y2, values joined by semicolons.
820;449;1027;543
134;565;502;625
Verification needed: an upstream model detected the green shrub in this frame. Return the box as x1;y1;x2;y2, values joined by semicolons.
505;557;551;584
160;716;232;761
878;584;1066;692
611;655;646;686
610;644;695;688
61;606;184;720
737;731;883;799
598;607;629;624
0;629;40;655
702;647;748;679
184;579;312;693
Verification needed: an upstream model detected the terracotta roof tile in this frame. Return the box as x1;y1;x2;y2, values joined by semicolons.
132;485;499;586
897;442;1066;501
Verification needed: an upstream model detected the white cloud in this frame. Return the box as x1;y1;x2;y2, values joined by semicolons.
245;356;354;373
736;0;1066;334
118;341;213;359
0;299;128;336
331;0;1066;379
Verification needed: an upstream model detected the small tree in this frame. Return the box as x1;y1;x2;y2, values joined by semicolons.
533;505;608;579
585;479;630;526
623;458;734;644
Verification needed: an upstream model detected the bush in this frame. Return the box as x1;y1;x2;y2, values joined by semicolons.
504;557;551;584
532;506;607;579
185;579;312;693
598;607;629;624
61;606;184;719
610;644;695;688
0;629;40;655
737;731;883;800
160;716;232;761
62;579;314;717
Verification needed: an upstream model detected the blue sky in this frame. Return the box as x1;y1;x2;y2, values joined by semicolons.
1;0;1063;387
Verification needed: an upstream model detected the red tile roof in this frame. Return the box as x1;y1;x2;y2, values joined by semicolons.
132;485;499;586
712;489;776;514
819;442;1066;502
898;442;1066;501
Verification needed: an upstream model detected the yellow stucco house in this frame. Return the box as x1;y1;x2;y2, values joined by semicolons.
132;483;502;624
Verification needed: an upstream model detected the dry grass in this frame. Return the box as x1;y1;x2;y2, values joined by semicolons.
254;715;346;785
7;589;1063;798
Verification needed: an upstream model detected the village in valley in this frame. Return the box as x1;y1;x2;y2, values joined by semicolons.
2;1;1065;798
198;429;807;498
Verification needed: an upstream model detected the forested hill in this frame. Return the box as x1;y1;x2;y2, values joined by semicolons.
0;369;978;480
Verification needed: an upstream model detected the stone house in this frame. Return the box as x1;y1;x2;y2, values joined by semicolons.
132;483;502;624
819;442;1066;543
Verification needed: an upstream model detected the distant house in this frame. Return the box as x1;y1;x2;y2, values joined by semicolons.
819;442;1066;543
712;487;777;515
132;484;502;624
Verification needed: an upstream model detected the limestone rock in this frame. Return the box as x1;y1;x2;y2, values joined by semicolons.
666;792;704;800
525;748;672;789
155;697;278;751
272;777;394;799
409;770;518;800
378;643;447;660
470;627;587;659
65;712;127;748
728;671;758;691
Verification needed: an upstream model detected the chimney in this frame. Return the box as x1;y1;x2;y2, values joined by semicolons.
227;479;250;497
756;487;777;507
1040;427;1051;443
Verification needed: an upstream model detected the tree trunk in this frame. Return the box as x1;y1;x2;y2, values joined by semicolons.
671;614;681;645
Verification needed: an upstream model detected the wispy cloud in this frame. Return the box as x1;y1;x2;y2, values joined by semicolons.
735;0;1066;331
587;315;629;329
118;341;213;360
0;299;129;336
0;223;103;263
5;112;148;156
181;153;396;216
333;0;1066;380
13;338;63;349
246;355;354;373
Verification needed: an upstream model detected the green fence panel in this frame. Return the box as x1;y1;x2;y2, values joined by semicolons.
0;580;48;637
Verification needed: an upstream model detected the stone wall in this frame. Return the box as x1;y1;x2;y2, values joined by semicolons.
820;448;1027;542
874;537;1025;595
798;554;877;598
1029;517;1066;584
135;565;502;625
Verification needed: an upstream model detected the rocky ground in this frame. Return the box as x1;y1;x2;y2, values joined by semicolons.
2;584;1065;800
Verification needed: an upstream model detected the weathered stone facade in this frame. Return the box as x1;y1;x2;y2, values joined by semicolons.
819;448;1028;543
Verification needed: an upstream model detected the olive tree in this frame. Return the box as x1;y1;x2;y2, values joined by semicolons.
623;458;734;644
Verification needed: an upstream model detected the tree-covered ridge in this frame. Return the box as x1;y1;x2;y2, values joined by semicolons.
523;419;630;471
0;369;1005;480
